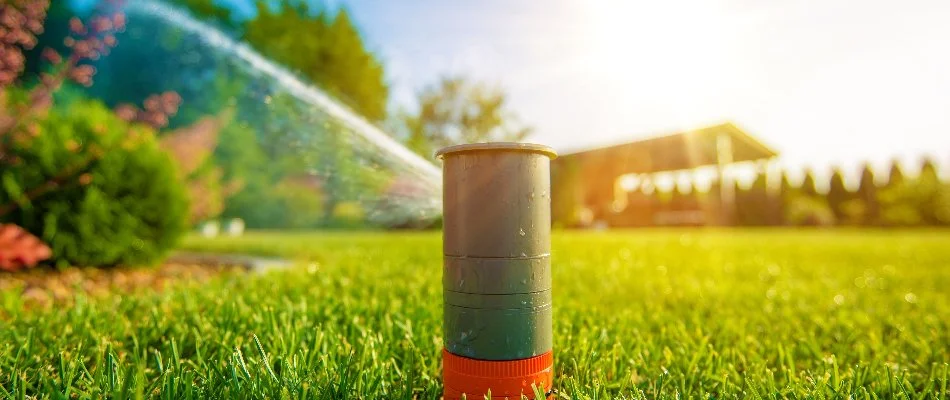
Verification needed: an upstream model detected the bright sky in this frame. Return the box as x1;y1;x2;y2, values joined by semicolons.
230;0;950;180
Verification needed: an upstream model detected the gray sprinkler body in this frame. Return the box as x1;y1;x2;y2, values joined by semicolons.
437;143;557;361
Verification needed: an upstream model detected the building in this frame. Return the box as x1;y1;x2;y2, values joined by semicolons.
551;122;779;227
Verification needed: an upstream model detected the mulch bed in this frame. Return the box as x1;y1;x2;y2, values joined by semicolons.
0;262;245;310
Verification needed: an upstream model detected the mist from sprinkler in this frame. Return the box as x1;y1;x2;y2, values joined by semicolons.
122;1;442;227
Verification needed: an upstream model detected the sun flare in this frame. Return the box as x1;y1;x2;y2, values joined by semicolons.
575;0;737;123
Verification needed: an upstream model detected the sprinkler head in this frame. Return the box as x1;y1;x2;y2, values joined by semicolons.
437;142;557;400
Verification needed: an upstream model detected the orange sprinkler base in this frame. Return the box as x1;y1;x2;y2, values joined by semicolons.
442;349;553;400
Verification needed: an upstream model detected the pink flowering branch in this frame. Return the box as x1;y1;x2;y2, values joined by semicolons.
0;0;48;87
28;11;127;111
1;0;126;156
115;91;182;129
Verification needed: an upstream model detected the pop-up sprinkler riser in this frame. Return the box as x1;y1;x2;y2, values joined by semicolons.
437;143;557;400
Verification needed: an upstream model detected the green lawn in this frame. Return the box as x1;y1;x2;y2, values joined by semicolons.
2;230;948;399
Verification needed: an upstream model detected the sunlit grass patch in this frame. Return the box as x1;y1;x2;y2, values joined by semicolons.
1;230;947;398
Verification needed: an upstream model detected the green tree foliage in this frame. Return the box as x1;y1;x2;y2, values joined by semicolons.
551;159;583;228
919;157;939;184
214;92;327;229
311;129;359;222
223;177;325;229
172;0;392;228
168;0;237;29
400;77;532;159
884;158;904;189
736;172;770;226
779;171;793;195
799;168;819;198
826;168;850;223
785;195;835;226
879;158;950;226
0;97;188;266
243;1;389;122
855;163;879;225
783;169;835;226
773;171;794;225
213;120;266;185
158;115;241;225
215;91;387;229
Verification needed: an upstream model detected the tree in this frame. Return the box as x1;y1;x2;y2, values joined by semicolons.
772;171;794;225
82;0;389;127
919;157;939;184
761;171;790;226
158;113;245;225
168;0;236;29
551;158;583;227
916;157;946;225
401;77;532;159
736;172;769;226
827;168;850;223
784;169;835;226
878;158;949;227
884;158;905;189
785;195;835;226
243;2;389;122
855;163;879;225
215;89;386;229
800;169;819;198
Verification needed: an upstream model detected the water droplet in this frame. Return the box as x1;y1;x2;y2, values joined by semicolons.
904;292;918;303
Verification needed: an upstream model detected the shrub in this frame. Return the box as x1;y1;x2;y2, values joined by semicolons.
878;178;950;227
158;115;244;225
223;177;325;229
0;97;189;266
785;194;835;227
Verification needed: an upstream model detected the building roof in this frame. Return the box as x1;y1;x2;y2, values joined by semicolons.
555;122;777;175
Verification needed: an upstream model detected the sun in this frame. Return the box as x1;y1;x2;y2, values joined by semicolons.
573;0;735;120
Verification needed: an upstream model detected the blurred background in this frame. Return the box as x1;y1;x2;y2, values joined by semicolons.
2;0;949;270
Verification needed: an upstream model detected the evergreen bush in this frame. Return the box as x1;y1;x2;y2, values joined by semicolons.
1;97;188;266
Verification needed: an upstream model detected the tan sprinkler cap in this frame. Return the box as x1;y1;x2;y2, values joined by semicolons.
435;142;557;160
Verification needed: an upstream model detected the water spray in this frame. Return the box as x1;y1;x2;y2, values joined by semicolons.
437;143;557;399
119;1;443;227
